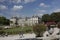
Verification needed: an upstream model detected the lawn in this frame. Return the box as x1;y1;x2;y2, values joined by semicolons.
3;26;33;35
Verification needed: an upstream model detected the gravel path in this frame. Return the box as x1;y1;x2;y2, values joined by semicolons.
0;33;36;40
0;35;20;40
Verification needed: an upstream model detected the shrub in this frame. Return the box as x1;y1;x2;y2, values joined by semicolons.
4;26;33;35
33;24;46;37
0;30;6;35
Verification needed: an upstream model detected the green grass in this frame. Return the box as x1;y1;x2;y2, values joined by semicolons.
4;27;21;35
3;26;33;35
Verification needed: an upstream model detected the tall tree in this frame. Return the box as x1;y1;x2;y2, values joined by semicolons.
0;16;10;25
42;12;60;23
50;12;60;22
42;14;51;23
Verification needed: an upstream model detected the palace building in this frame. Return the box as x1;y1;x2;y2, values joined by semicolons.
10;16;41;26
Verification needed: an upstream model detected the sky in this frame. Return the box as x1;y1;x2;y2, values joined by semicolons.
0;0;60;18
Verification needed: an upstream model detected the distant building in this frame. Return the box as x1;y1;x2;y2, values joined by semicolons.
18;16;41;26
10;16;41;26
10;16;18;26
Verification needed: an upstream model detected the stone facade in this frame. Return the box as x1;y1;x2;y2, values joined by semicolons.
10;16;41;26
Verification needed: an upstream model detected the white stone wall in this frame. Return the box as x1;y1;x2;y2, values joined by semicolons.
18;18;25;26
10;16;41;26
10;18;16;26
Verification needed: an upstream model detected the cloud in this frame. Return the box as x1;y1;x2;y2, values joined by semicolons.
9;12;20;17
40;3;45;6
37;10;46;13
12;0;36;4
0;5;7;10
11;0;21;4
0;13;4;16
1;11;21;18
37;13;44;17
34;9;46;17
53;9;60;12
12;5;23;11
0;0;5;2
24;0;36;3
40;3;50;7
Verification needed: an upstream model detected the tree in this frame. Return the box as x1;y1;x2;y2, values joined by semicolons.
33;24;46;37
50;12;60;22
0;16;10;25
42;14;51;23
42;12;60;23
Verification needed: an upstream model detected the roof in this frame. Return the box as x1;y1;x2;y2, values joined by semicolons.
46;21;56;26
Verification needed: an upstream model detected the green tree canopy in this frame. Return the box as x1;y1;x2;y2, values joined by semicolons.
42;12;60;23
50;12;60;22
42;14;51;22
0;16;10;25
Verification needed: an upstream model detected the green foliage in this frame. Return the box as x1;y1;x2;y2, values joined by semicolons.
22;26;33;33
0;27;3;30
42;14;51;22
0;16;10;25
50;12;60;22
42;12;60;22
3;26;33;35
0;30;6;35
4;27;22;35
33;24;46;37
